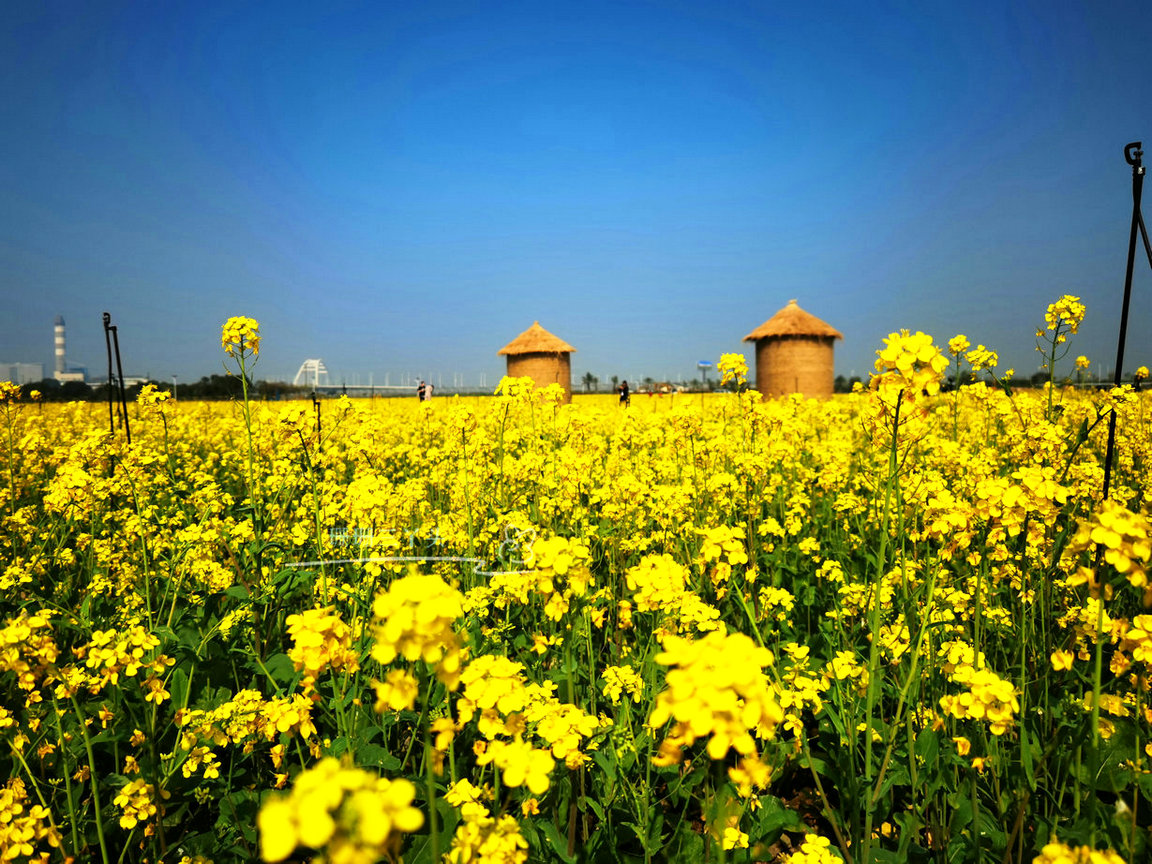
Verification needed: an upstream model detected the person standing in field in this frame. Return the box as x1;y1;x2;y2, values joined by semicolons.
618;379;630;406
417;380;426;401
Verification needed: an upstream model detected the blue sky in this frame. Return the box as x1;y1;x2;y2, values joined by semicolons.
2;0;1149;387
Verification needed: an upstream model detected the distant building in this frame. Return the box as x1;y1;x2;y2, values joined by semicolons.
497;321;576;403
1;363;44;385
742;299;843;397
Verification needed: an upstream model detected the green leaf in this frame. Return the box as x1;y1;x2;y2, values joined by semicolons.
355;742;402;771
1020;726;1037;792
752;795;807;840
666;828;705;863
593;749;616;781
262;652;297;688
538;818;578;864
914;728;939;766
168;665;190;709
580;795;605;821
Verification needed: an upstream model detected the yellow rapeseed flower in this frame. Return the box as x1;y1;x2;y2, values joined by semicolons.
649;631;783;762
257;758;423;863
221;316;261;358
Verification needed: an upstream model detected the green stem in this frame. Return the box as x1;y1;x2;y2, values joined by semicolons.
12;742;71;859
70;694;111;864
423;684;440;863
862;395;901;858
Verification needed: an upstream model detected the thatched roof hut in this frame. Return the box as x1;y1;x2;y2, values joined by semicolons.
742;300;842;397
498;321;576;402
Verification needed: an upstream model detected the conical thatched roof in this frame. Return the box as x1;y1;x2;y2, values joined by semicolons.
742;299;843;342
498;321;577;356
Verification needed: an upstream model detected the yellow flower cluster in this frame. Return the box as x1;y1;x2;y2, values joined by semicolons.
372;668;419;713
717;353;748;387
758;586;795;622
371;572;465;686
457;653;600;773
179;689;317;750
1032;840;1127;864
649;631;783;762
523;688;601;767
601;665;644;705
529;535;591;586
872;330;949;400
721;825;749;850
1068;500;1152;598
525;535;594;619
697;524;748;567
136;383;171;410
785;833;840;864
257;758;423;863
476;738;555;795
0;380;22;406
939;667;1020;735
0;611;59;692
0;779;61;860
445;801;529;864
286;607;360;693
220;316;261;358
1044;295;1086;337
625;554;688;612
114;778;167;831
868;330;949;441
965;344;999;372
457;654;530;732
947;334;970;356
822;650;869;696
1118;615;1152;666
83;625;173;688
493;375;537;400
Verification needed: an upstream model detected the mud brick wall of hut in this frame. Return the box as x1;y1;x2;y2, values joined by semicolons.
506;352;572;403
754;335;836;397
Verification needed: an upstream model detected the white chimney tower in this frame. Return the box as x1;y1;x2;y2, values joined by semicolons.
54;315;66;378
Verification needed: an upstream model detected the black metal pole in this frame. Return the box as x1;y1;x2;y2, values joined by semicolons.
111;324;131;445
1140;210;1152;269
1101;141;1145;502
103;313;115;436
313;393;321;452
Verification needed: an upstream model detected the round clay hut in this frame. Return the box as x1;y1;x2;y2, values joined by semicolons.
742;300;843;397
497;321;576;403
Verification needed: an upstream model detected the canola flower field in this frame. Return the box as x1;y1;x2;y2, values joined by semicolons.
2;302;1151;864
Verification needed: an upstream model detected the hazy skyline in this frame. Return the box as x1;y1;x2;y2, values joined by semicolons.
2;1;1150;388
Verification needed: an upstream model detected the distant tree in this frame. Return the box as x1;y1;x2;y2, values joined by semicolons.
183;374;246;400
610;375;619;390
256;380;309;400
834;375;847;393
581;372;597;393
60;380;93;401
21;379;61;400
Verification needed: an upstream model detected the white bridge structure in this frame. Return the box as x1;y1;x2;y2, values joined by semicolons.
292;358;420;393
293;359;330;388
